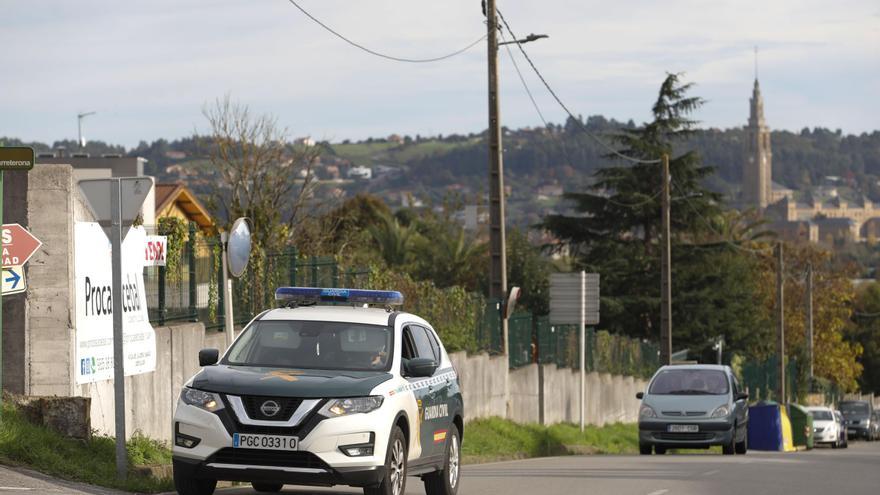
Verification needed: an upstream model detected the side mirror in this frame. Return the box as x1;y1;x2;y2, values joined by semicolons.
735;392;749;402
199;348;220;367
636;392;644;400
405;357;437;378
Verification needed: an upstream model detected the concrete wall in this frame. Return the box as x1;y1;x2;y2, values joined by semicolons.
82;322;206;444
449;352;647;427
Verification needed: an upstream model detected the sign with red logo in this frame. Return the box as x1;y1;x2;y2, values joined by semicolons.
2;223;43;267
144;235;167;267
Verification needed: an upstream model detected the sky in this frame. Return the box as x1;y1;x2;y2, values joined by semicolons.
2;0;878;148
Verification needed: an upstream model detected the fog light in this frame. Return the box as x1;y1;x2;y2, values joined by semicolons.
175;423;201;448
342;446;374;457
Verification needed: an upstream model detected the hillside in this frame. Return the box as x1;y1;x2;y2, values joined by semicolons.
4;116;880;228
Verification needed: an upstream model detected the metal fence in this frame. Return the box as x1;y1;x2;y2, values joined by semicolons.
143;224;369;329
741;356;800;403
481;304;660;379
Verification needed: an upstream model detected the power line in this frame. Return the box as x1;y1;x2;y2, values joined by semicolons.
285;0;486;63
495;8;660;165
499;30;662;209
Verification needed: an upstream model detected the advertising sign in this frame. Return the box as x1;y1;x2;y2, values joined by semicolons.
2;223;43;267
74;222;156;384
144;235;167;267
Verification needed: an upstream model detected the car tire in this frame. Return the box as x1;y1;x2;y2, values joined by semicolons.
639;444;652;455
173;470;216;495
252;482;284;492
735;431;747;455
365;425;407;495
722;435;735;455
424;424;461;495
654;446;667;455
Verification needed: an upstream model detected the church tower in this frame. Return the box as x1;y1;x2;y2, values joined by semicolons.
743;77;773;208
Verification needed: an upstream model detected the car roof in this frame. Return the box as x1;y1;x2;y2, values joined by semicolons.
658;364;730;372
260;306;400;326
806;406;833;412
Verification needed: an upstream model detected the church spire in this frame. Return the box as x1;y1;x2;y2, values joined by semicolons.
743;47;772;209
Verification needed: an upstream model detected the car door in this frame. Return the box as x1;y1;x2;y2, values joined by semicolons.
401;324;444;461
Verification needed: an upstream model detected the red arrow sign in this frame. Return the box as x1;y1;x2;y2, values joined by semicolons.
2;224;43;267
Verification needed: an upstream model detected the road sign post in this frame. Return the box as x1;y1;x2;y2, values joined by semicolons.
550;272;600;432
78;177;153;480
0;146;36;411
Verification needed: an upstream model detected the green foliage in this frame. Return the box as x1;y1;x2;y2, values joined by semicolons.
157;216;189;283
368;267;483;353
367;212;416;267
504;229;551;315
461;417;639;462
854;282;880;394
0;403;172;493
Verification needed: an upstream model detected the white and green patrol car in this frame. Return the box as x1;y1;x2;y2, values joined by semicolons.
172;288;464;495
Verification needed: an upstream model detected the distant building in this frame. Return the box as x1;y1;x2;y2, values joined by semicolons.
155;183;216;235
347;166;372;180
295;137;316;147
739;77;878;244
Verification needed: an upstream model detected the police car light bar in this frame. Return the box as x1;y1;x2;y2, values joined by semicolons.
275;287;404;306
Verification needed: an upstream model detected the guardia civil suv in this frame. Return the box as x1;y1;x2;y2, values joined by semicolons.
172;288;464;495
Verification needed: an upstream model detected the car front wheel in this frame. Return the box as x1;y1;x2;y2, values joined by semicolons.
252;482;284;492
424;424;461;495
173;470;216;495
735;430;747;455
365;425;408;495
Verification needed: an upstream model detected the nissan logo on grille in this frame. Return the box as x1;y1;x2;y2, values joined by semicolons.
260;400;281;417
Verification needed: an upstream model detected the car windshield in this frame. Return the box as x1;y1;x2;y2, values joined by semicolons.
648;369;729;395
810;410;833;421
224;320;393;372
840;402;870;416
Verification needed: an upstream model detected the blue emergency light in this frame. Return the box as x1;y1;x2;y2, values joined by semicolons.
275;287;404;306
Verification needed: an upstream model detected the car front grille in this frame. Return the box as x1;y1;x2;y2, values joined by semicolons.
208;448;330;470
653;432;715;441
241;396;303;421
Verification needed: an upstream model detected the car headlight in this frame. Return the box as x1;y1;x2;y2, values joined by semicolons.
711;405;731;418
180;387;224;412
319;396;384;417
639;405;656;419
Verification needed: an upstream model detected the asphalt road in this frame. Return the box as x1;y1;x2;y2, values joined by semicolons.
2;443;878;494
211;442;880;495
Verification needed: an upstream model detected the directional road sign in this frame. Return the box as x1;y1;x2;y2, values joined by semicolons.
1;266;25;295
0;147;35;172
2;223;43;267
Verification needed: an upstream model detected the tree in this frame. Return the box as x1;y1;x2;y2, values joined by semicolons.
368;211;417;268
851;283;880;393
202;96;320;253
541;73;724;343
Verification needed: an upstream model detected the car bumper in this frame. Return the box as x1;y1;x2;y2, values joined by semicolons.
639;420;735;448
173;456;385;488
172;400;392;484
813;431;839;443
846;426;870;438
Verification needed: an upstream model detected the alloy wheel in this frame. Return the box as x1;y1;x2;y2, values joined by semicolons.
448;433;460;488
390;438;406;495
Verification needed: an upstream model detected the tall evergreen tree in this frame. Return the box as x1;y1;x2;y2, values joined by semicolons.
541;74;766;357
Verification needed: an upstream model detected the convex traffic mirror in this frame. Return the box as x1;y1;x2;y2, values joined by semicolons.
227;217;251;278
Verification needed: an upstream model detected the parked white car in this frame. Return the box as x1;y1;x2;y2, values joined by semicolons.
807;406;846;448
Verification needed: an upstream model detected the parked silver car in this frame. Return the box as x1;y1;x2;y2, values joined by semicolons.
637;364;749;455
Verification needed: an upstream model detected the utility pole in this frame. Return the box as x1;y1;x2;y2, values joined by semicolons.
660;153;672;365
776;242;785;403
806;262;814;383
486;0;509;358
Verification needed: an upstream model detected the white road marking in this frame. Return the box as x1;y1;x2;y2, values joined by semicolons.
646;490;669;495
702;469;719;476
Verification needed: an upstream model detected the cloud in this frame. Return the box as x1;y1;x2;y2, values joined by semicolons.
0;0;877;146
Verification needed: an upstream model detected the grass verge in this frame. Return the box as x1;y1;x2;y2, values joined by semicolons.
0;403;173;493
461;417;640;463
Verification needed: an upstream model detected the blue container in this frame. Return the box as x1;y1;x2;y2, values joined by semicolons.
748;402;784;451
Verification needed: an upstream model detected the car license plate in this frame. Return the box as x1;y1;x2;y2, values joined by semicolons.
668;424;699;433
233;433;298;451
